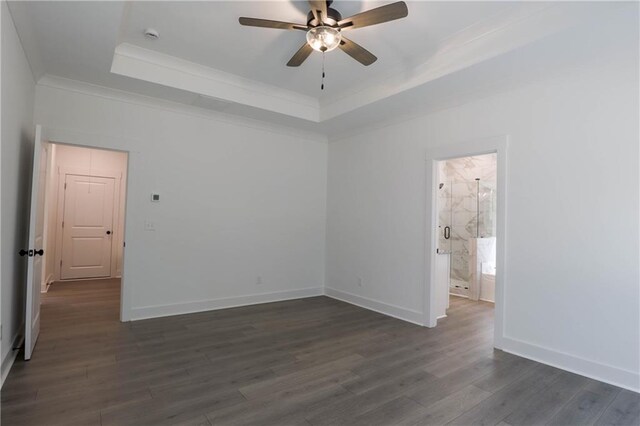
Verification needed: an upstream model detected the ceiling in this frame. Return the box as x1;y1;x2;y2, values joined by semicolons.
120;1;514;98
7;1;636;137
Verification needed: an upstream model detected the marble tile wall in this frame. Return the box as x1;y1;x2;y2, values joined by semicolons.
437;154;497;294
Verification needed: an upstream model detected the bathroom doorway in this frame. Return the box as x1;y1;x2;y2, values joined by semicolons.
437;153;497;304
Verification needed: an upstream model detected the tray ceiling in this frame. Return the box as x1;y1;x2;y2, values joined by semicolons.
7;1;634;133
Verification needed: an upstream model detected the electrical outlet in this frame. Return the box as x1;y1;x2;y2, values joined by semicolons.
144;221;156;231
357;277;363;287
256;276;262;285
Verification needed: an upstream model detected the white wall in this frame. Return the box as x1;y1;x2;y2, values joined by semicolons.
326;26;639;390
1;2;36;383
34;81;328;321
43;143;128;286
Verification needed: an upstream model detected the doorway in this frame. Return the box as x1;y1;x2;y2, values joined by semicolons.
23;128;131;360
43;143;128;287
425;136;507;349
437;154;497;305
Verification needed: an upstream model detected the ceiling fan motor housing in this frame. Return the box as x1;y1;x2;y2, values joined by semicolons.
307;7;342;27
239;1;409;67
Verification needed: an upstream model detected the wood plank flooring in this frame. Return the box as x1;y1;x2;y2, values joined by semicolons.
2;279;638;425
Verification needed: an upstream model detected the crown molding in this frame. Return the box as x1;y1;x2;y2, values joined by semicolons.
111;43;321;122
319;1;626;121
36;74;328;144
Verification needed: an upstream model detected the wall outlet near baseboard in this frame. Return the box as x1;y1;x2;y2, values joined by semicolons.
357;277;363;287
256;276;262;285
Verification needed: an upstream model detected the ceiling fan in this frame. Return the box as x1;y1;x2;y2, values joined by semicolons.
239;1;409;67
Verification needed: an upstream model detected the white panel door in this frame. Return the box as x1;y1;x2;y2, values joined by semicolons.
25;125;48;360
60;174;115;280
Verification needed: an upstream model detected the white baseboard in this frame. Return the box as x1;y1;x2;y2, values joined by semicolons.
502;336;639;393
40;273;55;293
324;287;424;326
130;287;324;321
449;292;469;299
1;324;24;388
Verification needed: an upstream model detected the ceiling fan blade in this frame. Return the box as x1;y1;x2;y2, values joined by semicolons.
308;1;328;22
338;1;408;30
239;17;307;31
287;43;314;67
339;37;377;66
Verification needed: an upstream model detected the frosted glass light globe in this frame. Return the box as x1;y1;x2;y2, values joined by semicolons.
306;26;341;52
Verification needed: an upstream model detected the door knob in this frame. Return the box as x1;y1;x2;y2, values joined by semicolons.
34;249;44;256
106;230;111;235
19;249;30;256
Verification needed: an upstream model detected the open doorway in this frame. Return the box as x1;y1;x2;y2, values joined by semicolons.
426;136;507;349
40;142;128;312
436;153;497;307
23;127;131;360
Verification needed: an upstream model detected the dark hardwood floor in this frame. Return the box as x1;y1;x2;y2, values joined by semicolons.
2;279;638;425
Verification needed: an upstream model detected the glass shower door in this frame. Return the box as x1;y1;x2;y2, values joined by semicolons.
437;182;452;256
449;180;475;296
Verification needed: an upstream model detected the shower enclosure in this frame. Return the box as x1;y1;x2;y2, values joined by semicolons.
438;155;497;300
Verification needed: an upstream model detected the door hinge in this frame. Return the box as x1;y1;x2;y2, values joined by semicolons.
64;182;67;190
62;221;64;228
60;259;62;267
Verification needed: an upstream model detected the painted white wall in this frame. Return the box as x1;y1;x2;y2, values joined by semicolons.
326;25;639;390
1;2;36;383
43;143;128;285
34;82;328;321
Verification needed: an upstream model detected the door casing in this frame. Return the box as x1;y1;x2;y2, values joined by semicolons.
42;127;134;322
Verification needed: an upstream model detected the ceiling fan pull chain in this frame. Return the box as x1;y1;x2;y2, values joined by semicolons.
321;51;325;90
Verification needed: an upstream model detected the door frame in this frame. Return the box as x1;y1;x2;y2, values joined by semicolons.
53;167;124;281
424;135;508;350
42;127;137;322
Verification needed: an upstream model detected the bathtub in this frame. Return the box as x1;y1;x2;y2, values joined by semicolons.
480;262;495;302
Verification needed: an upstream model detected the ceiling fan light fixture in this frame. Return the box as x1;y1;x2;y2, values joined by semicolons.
306;26;341;52
239;1;408;66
